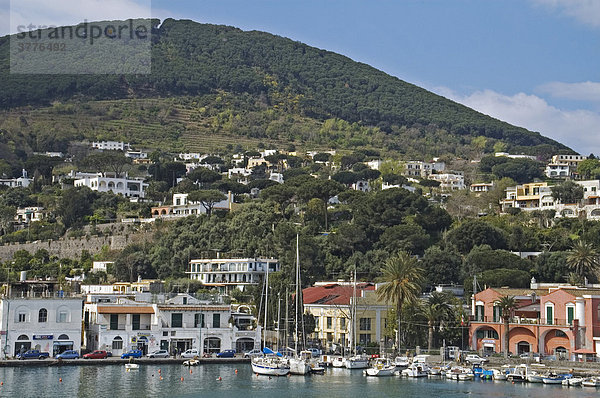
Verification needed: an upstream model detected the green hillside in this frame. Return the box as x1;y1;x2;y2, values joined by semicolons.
0;18;570;158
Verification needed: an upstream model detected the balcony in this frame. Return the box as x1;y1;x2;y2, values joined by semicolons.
471;316;572;327
109;323;126;331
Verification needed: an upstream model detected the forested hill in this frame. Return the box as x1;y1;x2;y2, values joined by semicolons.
0;18;568;155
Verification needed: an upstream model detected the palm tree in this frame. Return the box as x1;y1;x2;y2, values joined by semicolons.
421;292;454;351
377;251;424;351
495;295;517;359
567;240;600;280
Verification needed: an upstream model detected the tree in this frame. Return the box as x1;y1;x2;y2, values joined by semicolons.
577;159;600;179
566;240;600;281
447;220;508;254
0;205;16;236
186;168;222;186
376;251;424;350
421;292;453;351
494;295;517;359
187;190;227;216
421;246;462;285
57;187;94;228
83;151;131;177
490;158;543;183
551;180;584;205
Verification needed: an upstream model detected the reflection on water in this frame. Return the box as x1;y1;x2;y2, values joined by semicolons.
0;364;597;398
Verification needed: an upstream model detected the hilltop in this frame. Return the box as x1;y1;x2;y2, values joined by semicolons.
0;18;570;159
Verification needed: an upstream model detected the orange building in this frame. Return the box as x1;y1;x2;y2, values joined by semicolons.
470;283;600;360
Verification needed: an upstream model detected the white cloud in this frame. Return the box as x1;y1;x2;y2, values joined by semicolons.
2;0;174;36
432;87;600;156
531;0;600;28
537;81;600;102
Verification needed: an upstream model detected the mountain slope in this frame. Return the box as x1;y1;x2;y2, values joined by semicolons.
0;18;569;156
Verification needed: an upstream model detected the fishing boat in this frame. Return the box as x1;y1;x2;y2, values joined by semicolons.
402;362;430;378
429;365;443;376
526;372;544;383
582;377;600;387
507;364;529;382
445;366;471;381
365;358;396;377
310;363;326;374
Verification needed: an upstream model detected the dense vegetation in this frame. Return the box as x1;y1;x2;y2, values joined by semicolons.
0;19;570;165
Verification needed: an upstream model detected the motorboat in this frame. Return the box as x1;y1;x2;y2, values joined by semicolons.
288;350;313;375
492;368;507;381
393;356;409;368
345;355;369;369
310;363;326;374
458;369;474;381
472;366;492;380
564;376;583;386
445;366;471;381
183;359;199;366
365;358;396;377
507;364;529;382
251;356;290;376
125;363;139;370
429;366;443;376
402;362;430;378
582;377;600;387
542;373;571;384
331;356;346;368
526;372;544;383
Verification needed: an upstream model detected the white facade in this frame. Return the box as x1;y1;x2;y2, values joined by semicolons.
0;170;32;188
428;173;465;190
125;151;148;159
545;154;587;179
152;192;234;218
74;174;148;198
403;160;445;178
470;183;494;194
84;294;260;356
495;152;537;160
92;141;130;151
188;258;280;292
91;261;113;273
0;298;83;359
15;207;45;224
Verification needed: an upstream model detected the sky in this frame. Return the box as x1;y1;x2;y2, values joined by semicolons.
1;0;599;155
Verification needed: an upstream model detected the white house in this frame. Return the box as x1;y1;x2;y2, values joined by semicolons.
545;154;587;179
14;207;45;225
91;141;130;151
0;297;83;359
74;173;148;198
188;257;280;292
91;261;114;273
428;173;466;190
0;170;32;189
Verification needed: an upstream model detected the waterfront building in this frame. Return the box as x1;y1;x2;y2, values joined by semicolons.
302;282;391;352
187;258;280;293
470;280;600;359
0;295;83;359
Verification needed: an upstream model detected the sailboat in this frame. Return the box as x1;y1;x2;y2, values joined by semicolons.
345;268;369;370
288;234;312;375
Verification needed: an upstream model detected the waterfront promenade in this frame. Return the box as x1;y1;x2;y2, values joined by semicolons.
0;357;249;367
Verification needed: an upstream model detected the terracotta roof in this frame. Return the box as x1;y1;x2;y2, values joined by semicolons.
489;288;550;297
302;283;375;306
98;306;154;314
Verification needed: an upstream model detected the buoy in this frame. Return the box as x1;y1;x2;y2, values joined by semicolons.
160;376;163;381
158;369;161;373
235;369;238;374
217;376;222;381
181;377;184;382
190;369;192;374
1;382;3;385
256;373;259;377
268;376;272;380
59;378;62;383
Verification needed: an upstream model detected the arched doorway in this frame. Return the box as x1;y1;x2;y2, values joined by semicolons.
14;335;31;356
517;341;531;355
137;336;149;355
53;334;74;356
509;327;536;356
555;346;568;360
541;329;570;357
472;326;500;353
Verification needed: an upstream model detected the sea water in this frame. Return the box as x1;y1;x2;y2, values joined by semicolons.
0;364;596;398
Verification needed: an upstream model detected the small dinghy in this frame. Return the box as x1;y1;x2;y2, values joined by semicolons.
183;359;200;366
125;363;139;370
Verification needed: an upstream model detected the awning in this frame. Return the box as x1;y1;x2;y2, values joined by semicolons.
483;343;496;348
98;306;154;314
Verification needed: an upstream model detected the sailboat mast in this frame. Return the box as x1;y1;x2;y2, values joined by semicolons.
294;233;299;355
263;262;269;348
352;267;357;356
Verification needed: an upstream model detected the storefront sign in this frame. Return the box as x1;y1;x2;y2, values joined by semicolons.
33;334;54;340
482;339;495;344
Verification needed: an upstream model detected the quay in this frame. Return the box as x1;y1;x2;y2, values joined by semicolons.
0;357;249;367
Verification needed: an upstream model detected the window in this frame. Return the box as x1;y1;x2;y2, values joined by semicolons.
359;334;371;344
546;305;554;325
18;312;26;323
213;313;221;328
110;314;119;330
475;305;484;322
194;313;204;328
556;330;567;338
171;313;183;328
112;336;123;350
132;314;140;330
567;306;574;326
327;332;333;341
359;318;371;331
183;297;188;305
492;306;502;323
57;311;68;323
340;318;346;329
38;308;48;323
326;317;333;329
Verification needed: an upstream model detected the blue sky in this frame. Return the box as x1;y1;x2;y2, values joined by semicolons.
3;0;599;154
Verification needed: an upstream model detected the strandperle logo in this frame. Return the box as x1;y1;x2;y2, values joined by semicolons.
14;20;149;45
10;18;152;75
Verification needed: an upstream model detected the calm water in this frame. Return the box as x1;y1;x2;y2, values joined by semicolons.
0;364;599;398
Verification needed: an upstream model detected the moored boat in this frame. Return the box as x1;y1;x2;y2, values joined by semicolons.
403;362;430;378
183;359;199;366
542;373;570;384
252;356;290;376
393;356;409;369
345;355;369;369
582;377;600;387
125;363;139;370
492;369;508;381
331;356;346;368
365;358;396;377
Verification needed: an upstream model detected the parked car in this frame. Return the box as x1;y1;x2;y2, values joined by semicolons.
16;349;50;360
519;352;541;360
244;349;263;358
147;350;170;358
181;349;200;359
56;350;79;359
83;350;108;359
465;354;488;365
216;349;236;358
121;350;143;359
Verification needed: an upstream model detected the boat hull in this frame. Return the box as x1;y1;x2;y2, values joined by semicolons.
252;362;290;376
366;367;396;376
346;359;369;369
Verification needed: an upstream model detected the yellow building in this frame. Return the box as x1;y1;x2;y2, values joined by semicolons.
303;282;391;352
501;182;554;212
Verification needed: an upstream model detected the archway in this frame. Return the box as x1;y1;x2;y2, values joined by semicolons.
541;329;570;356
471;325;500;353
509;327;536;355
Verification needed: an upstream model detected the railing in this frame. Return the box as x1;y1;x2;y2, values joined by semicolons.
471;316;571;327
109;324;126;330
